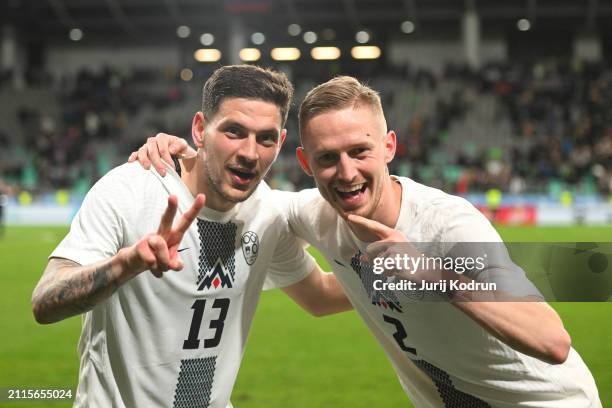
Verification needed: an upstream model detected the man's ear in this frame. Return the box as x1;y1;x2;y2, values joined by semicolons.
384;130;397;164
192;112;206;148
272;129;288;161
296;147;313;176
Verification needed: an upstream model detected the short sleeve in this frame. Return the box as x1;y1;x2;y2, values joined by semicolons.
263;226;316;290
50;172;127;266
443;200;543;299
442;199;503;243
263;192;317;290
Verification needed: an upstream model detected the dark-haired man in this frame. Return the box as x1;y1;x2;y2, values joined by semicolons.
32;65;350;408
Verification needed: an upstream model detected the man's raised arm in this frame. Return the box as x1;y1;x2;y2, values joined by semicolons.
32;194;205;324
347;213;571;365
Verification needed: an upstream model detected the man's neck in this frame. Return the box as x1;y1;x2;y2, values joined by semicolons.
376;176;402;227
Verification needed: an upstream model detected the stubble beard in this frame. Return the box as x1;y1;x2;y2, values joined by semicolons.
203;156;258;205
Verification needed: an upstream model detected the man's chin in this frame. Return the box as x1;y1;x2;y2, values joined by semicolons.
221;186;257;203
335;204;371;220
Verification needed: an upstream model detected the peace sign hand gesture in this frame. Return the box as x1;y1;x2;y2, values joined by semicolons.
121;194;205;278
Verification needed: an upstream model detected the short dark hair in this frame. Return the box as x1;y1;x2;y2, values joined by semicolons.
202;65;294;127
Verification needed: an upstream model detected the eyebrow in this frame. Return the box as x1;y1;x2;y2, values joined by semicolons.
220;120;280;138
314;140;375;155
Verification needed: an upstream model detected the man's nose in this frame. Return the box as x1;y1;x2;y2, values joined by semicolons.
336;154;357;182
237;136;259;164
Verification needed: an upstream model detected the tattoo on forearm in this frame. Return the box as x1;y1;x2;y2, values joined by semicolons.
33;260;118;322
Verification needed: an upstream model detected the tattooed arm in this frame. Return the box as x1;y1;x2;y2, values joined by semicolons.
31;255;134;324
32;194;205;324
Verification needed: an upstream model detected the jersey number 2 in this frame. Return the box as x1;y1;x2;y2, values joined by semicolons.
183;298;230;349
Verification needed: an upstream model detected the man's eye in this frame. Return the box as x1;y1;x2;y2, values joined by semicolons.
318;154;336;164
258;134;276;145
226;128;240;136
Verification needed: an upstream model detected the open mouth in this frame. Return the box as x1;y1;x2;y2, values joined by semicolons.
228;167;256;185
335;183;367;200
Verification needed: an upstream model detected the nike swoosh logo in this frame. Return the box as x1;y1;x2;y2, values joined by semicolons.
334;259;346;267
178;247;190;252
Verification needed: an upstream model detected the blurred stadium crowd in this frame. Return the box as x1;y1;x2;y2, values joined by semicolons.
1;60;612;199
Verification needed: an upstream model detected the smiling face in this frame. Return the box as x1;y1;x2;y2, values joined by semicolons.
191;97;286;210
297;103;397;220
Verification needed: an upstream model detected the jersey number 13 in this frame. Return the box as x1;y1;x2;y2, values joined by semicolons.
183;298;230;349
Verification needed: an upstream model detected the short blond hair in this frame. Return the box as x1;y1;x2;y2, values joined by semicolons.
298;76;383;142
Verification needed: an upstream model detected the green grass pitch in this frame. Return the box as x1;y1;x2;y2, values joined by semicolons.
0;226;610;407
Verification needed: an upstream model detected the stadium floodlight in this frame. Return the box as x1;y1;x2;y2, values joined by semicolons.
288;24;301;36
271;47;301;61
311;46;341;60
303;31;317;44
251;32;265;45
180;68;193;81
176;25;191;38
355;31;370;44
517;18;531;31
240;48;262;62
194;48;222;62
69;28;83;41
351;45;381;59
400;20;415;34
200;33;215;46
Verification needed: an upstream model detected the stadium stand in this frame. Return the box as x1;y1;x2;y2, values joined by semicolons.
2;61;611;198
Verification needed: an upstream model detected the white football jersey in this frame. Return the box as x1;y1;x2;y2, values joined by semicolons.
51;163;315;408
276;176;601;408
